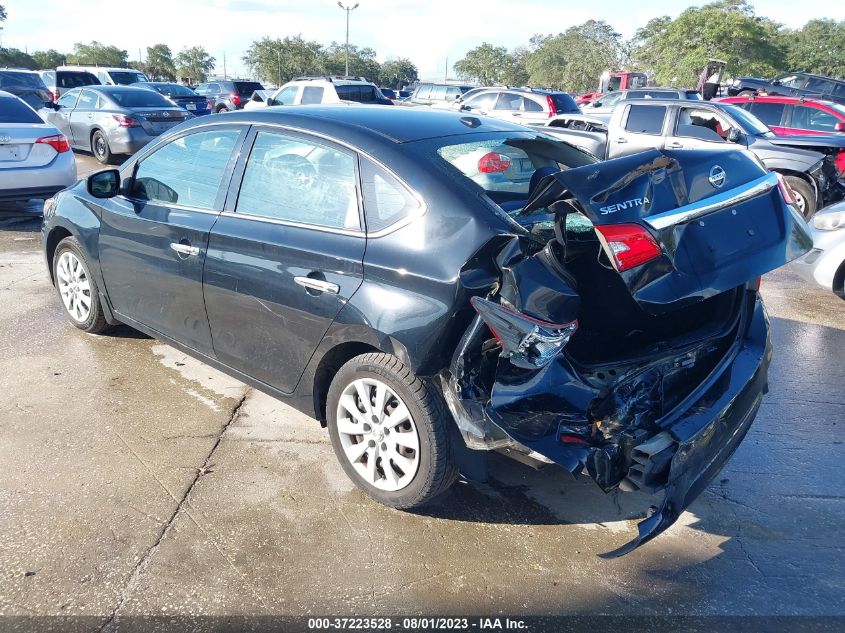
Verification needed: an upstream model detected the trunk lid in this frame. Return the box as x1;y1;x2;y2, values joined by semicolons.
0;123;63;169
523;148;813;313
131;108;191;135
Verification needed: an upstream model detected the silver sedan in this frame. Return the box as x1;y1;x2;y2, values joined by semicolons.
40;85;192;164
791;200;845;300
0;91;76;205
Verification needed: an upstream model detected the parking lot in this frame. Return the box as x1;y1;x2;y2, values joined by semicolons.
1;153;844;626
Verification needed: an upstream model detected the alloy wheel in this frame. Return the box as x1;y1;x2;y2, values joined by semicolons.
56;251;92;323
335;378;421;491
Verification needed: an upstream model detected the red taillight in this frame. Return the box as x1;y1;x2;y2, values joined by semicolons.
594;223;662;272
112;114;139;128
559;434;588;445
775;172;797;205
207;98;215;109
546;95;557;118
230;92;241;106
754;275;762;291
36;134;70;153
478;152;511;174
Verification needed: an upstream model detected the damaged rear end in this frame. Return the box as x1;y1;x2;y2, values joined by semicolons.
442;148;812;556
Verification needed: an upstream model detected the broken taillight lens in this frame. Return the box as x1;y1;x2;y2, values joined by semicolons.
478;152;511;174
470;296;577;369
775;172;797;205
594;223;662;272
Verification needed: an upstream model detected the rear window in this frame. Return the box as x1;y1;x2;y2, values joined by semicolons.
234;81;263;96
109;71;148;85
152;83;196;97
434;133;595;195
549;93;579;114
624;105;666;134
336;84;379;103
103;89;173;108
58;72;100;89
301;86;324;104
0;97;42;124
0;71;46;90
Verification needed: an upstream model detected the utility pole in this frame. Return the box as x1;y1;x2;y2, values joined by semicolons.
337;2;359;77
444;56;448;83
223;51;227;79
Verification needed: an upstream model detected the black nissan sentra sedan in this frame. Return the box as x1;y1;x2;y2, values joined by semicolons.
41;105;812;555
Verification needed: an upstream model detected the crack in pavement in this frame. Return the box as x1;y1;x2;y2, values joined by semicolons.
96;390;250;633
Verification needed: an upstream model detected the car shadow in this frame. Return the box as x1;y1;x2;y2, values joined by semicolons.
0;204;44;232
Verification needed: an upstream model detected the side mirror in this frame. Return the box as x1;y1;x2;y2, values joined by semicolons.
460;104;471;111
265;97;276;106
835;122;845;133
592;101;602;108
87;169;120;199
728;128;741;143
771;79;781;86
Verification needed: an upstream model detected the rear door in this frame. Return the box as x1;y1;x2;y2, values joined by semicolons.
783;104;840;136
69;89;99;147
98;125;246;354
203;127;366;393
609;103;668;158
491;92;525;123
525;148;812;312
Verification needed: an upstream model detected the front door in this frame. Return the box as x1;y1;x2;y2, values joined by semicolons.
98;125;246;356
203;127;366;393
664;106;738;151
43;89;80;145
69;89;99;149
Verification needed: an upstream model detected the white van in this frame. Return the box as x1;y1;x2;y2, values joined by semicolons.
58;66;148;86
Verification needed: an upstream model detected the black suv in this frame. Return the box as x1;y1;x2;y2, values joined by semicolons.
193;79;264;112
0;69;51;109
727;72;845;106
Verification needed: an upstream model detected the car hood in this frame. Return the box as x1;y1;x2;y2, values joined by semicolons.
767;134;845;151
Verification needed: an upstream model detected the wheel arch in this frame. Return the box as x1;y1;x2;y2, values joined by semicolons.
311;341;383;426
45;225;74;285
834;258;845;300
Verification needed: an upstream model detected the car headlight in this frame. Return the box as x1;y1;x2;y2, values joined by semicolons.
813;210;845;231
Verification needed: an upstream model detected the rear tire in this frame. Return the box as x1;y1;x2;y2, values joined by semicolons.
216;105;229;113
91;130;113;165
326;353;458;509
783;175;816;219
53;237;111;334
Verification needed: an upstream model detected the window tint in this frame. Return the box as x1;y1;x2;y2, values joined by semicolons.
57;89;80;108
336;84;379;103
777;75;804;89
676;107;732;142
131;129;240;209
791;105;838;132
523;97;543;112
549;93;579;113
274;86;299;105
234;81;263;95
301;86;324;104
360;159;420;232
0;97;42;123
236;131;359;230
59;72;99;88
0;71;46;90
747;102;785;126
109;71;147;85
105;89;173;108
446;86;462;99
833;83;845;98
76;90;98;109
494;92;523;111
465;92;497;110
804;77;834;93
624;105;666;134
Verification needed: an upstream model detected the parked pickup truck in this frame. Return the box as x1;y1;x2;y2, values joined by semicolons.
540;99;845;217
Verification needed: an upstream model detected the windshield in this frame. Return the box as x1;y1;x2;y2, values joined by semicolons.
103;89;174;108
719;104;774;137
110;71;148;85
152;83;196;97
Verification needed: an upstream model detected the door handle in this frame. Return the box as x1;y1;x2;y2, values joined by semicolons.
294;276;339;295
616;137;628;143
667;142;683;148
170;242;200;257
512;112;522;117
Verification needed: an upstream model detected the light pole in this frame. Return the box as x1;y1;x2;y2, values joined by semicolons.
337;2;359;77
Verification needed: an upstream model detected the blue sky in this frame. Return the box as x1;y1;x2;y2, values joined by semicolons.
3;0;844;80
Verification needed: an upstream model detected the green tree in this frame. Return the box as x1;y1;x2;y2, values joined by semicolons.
378;57;418;89
144;44;176;81
0;48;36;69
526;21;625;92
454;43;513;85
175;46;215;84
784;19;845;77
631;0;785;86
242;36;324;86
32;49;66;69
0;5;6;27
322;42;380;81
68;41;128;67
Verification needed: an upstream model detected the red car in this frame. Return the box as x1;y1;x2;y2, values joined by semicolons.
719;95;845;172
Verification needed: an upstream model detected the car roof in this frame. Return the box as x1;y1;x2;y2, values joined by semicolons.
207;104;534;143
721;94;841;108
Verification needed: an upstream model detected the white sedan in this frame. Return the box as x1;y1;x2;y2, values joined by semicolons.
791;201;845;300
0;90;76;206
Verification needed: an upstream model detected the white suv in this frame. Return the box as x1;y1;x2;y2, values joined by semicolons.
243;76;392;110
454;88;581;124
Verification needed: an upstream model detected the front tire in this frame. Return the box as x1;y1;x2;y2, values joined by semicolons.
53;237;111;334
783;175;816;219
91;130;113;165
327;353;458;509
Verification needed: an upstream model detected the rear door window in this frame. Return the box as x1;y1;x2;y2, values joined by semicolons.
523;98;544;112
76;90;98;110
131;129;241;209
746;102;786;127
59;72;99;89
624;105;667;135
236;130;360;230
301;86;324;104
430;85;447;101
804;77;834;94
414;84;431;100
494;92;523;111
791;105;838;132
